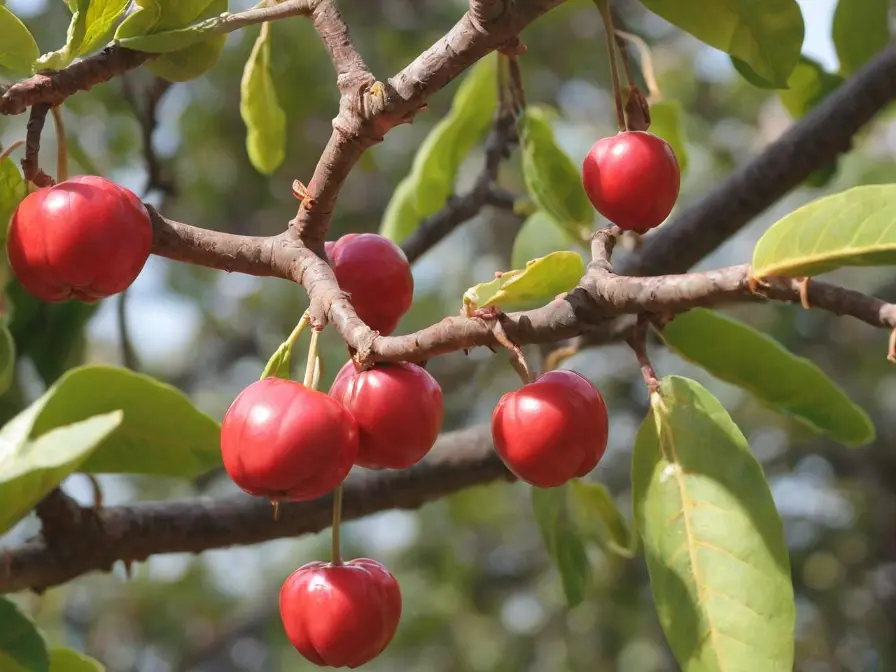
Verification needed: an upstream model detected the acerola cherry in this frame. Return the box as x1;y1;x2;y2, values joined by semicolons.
221;377;358;501
325;233;413;335
581;131;680;233
491;369;609;488
329;360;444;470
7;175;152;302
280;558;402;669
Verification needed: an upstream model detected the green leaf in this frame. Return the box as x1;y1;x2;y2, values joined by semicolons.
661;309;874;447
532;487;591;608
632;375;795;671
751;184;896;278
29;365;222;476
239;23;287;175
0;323;16;396
510;211;579;271
832;0;890;76
648;100;689;175
519;105;593;239
0;6;39;75
569;479;638;559
462;251;585;314
0;598;49;672
0;157;26;244
113;0;162;40
378;176;421;244
0;400;122;534
49;648;105;671
778;56;843;119
37;0;130;69
260;341;292;380
146;32;226;82
114;12;224;53
640;0;804;89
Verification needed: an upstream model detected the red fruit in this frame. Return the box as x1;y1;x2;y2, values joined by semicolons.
326;233;413;335
491;370;609;488
329;360;444;470
581;131;680;233
6;175;152;302
280;558;402;668
221;377;358;501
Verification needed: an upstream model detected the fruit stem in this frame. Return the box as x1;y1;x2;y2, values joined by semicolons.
303;327;321;389
330;484;344;566
594;0;626;132
615;29;661;101
50;106;68;182
287;311;311;347
0;140;25;163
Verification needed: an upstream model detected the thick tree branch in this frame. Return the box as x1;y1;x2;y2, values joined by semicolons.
0;426;509;594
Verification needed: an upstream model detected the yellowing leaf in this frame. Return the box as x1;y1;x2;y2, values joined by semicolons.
519;106;593;240
462;251;584;313
633;376;795;671
0;6;39;75
752;184;896;278
240;22;287;175
661;309;874;446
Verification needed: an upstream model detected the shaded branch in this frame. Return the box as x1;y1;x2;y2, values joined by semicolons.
1;426;509;594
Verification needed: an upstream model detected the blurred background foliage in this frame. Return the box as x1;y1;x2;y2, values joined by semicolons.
2;0;896;670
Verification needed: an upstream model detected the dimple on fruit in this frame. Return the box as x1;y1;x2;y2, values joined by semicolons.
491;369;609;488
329;360;444;470
280;558;402;669
7;175;153;302
326;233;414;335
581;130;680;233
221;377;358;501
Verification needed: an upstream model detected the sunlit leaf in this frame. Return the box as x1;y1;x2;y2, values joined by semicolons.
661;308;874;446
0;6;39;75
751;184;896;278
569;479;638;559
632;375;795;671
0;597;48;672
832;0;890;76
49;648;106;671
640;0;804;89
260;341;292;380
38;0;131;69
648;100;689;175
240;22;287;175
532;486;591;607
379;176;421;244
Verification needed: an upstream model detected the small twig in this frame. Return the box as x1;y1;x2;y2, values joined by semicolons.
595;0;626;131
20;104;54;187
507;55;527;112
614;29;661;101
888;328;896;363
589;226;621;272
544;344;580;372
117;289;139;371
49;106;68;182
626;315;659;393
0;140;25;163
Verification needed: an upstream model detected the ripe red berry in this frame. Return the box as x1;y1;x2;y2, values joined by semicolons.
280;558;402;668
329;360;444;470
581;131;680;233
221;377;358;501
325;233;413;335
491;370;609;488
6;175;152;302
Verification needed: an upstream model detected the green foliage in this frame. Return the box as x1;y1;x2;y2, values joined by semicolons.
38;0;131;70
752;184;896;278
648;100;689;175
640;0;804;89
532;486;591;608
261;341;293;380
48;648;105;671
661;309;874;446
832;0;891;76
510;211;580;270
0;6;39;75
632;376;795;671
518;105;593;239
462;251;584;314
0;323;16;396
0;598;49;672
30;365;222;476
240;23;287;175
569;479;638;559
0;156;26;243
379;55;498;242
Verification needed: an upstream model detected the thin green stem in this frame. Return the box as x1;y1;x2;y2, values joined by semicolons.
50;106;68;182
594;0;626;131
287;311;311;347
0;140;25;163
330;485;344;565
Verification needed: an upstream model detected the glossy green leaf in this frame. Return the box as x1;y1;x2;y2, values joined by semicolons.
378;176;421;244
49;648;105;671
38;0;131;69
113;0;162;40
0;598;48;672
532;487;591;608
462;251;585;313
510;211;579;271
0;6;39;75
640;0;804;89
832;0;890;76
29;365;222;476
648;100;689;175
146;35;227;82
632;375;795;671
240;23;287;175
570;479;638;559
0;323;16;396
752;184;896;279
114;14;223;53
661;309;874;447
519;105;593;239
0;398;122;534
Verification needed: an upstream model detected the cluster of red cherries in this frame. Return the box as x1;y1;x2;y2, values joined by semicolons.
4;126;678;668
